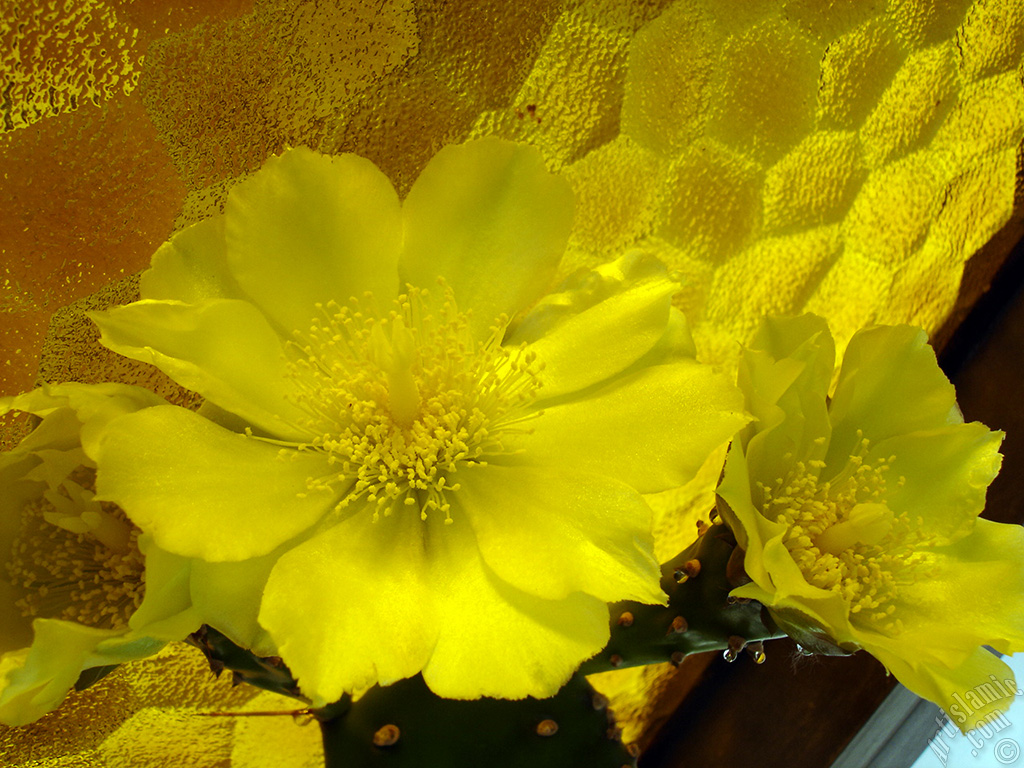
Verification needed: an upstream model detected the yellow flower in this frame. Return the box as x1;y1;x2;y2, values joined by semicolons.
0;384;200;726
717;314;1024;732
88;139;748;705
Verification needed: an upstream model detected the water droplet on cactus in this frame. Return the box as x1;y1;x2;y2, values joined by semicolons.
723;635;746;662
747;641;767;664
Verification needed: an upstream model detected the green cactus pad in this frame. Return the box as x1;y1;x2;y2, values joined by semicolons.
581;521;782;673
318;673;637;768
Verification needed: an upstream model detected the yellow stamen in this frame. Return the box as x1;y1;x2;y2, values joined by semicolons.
759;437;931;635
6;466;145;630
282;284;543;523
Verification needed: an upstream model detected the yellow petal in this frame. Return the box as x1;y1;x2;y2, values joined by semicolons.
91;299;311;441
0;619;120;726
2;382;167;460
140;215;245;303
125;535;201;643
225;147;402;335
516;361;747;493
455;463;663;604
826;324;961;466
258;509;437;706
739;314;834;484
422;516;608;700
869;644;1017;734
400;138;574;338
523;270;679;400
868;423;1003;542
876;519;1024;666
190;551;284;656
94;406;336;561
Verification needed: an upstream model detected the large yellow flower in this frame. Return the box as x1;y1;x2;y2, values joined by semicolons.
717;315;1024;731
88;139;748;706
0;384;199;725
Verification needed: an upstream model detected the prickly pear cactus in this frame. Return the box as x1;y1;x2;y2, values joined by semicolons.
185;521;779;767
318;674;638;768
582;520;782;673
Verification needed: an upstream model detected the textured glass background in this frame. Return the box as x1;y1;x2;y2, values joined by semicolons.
1;0;1022;763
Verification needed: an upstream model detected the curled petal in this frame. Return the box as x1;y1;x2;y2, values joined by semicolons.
91;300;311;442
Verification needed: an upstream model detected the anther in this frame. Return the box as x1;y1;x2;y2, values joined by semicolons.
592;692;609;710
372;724;400;747
617;611;634;627
536;719;558;737
609;653;624;668
670;651;685;667
668;615;688;635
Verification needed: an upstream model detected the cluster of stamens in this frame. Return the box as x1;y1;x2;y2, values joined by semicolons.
6;466;145;630
283;285;543;523
758;435;933;635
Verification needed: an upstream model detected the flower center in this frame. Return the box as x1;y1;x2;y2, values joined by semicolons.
6;466;145;630
285;285;543;523
758;436;930;634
